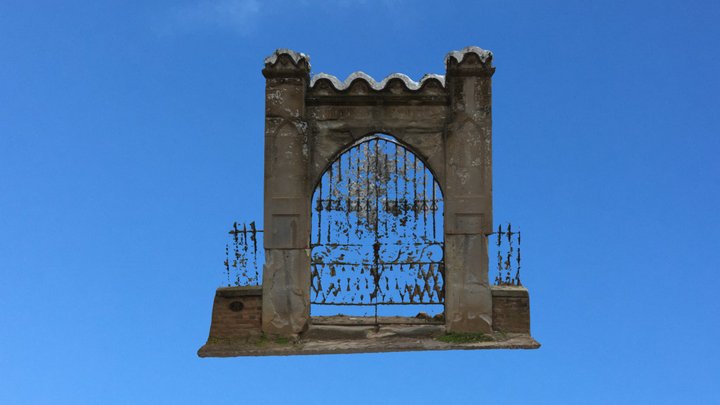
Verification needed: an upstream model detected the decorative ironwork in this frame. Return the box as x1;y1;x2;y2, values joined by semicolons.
491;223;522;286
310;135;445;312
224;221;264;286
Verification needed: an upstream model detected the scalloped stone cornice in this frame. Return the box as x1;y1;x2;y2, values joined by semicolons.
445;46;493;65
310;72;446;91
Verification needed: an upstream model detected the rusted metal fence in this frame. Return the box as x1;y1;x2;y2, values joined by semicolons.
222;220;525;289
222;178;522;300
490;223;522;286
224;221;264;286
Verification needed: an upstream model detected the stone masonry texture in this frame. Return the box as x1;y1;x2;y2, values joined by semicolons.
491;286;531;334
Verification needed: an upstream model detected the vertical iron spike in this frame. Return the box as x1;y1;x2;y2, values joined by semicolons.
225;242;231;286
412;153;418;218
374;139;380;236
250;222;258;284
316;179;322;244
432;181;437;239
250;222;257;254
233;223;241;285
356;144;361;229
394;143;399;208
517;246;521;267
516;247;522;286
424;167;428;238
242;223;248;247
232;221;239;242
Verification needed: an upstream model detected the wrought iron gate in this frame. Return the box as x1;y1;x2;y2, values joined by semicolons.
310;135;444;318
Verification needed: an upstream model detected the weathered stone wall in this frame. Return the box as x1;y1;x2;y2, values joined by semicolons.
207;286;263;340
491;286;531;334
306;73;448;190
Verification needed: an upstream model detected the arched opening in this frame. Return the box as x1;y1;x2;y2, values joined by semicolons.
310;134;445;325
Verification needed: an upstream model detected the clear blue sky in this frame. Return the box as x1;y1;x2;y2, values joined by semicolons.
1;1;718;403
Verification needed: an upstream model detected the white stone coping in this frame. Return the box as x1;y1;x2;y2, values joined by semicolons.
310;72;446;91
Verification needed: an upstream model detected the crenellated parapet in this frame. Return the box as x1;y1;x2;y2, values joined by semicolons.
309;71;445;95
307;72;447;107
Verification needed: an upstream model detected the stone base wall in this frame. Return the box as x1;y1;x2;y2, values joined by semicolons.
207;286;263;340
491;286;531;334
205;285;531;339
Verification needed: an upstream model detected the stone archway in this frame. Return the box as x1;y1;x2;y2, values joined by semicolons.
261;47;495;336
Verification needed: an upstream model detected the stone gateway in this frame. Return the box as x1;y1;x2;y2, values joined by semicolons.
198;47;539;357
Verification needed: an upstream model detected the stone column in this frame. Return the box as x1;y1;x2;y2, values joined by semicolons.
261;50;312;337
443;47;495;333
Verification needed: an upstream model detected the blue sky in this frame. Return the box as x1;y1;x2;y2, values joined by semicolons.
1;0;719;403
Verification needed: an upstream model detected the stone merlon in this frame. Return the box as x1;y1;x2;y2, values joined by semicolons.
263;48;311;68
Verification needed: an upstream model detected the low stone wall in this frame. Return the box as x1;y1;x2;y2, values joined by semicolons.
203;285;530;340
491;286;531;334
207;286;263;340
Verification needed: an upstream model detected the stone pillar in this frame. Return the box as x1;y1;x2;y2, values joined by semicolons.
443;47;495;333
261;49;312;337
